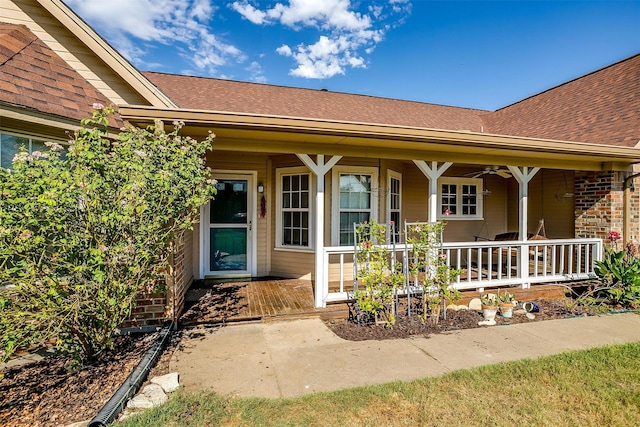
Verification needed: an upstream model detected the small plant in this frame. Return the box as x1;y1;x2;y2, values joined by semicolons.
480;293;498;308
354;220;404;327
497;290;515;305
406;222;461;324
594;242;640;308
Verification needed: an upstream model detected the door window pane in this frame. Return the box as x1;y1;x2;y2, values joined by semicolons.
210;228;247;271
210;180;248;224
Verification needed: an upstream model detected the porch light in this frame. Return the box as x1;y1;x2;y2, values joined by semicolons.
257;183;264;193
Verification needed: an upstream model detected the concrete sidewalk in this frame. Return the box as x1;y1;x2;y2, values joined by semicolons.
170;312;640;398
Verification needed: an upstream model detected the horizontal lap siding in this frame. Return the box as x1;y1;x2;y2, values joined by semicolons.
1;0;148;105
508;169;575;238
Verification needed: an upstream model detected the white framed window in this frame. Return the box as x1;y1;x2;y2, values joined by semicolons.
387;170;402;243
0;132;50;169
276;167;314;250
332;166;379;246
437;177;483;220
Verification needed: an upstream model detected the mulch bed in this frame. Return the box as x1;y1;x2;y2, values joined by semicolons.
0;333;155;427
0;297;601;426
327;298;598;341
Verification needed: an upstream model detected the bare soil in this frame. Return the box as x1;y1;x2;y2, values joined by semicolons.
0;297;599;426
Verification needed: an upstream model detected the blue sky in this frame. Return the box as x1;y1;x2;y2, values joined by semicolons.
65;0;639;110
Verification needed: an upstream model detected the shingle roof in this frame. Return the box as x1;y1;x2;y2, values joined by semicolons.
142;71;488;133
482;53;640;147
0;23;116;124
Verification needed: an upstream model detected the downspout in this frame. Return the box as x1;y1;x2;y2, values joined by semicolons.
623;171;640;243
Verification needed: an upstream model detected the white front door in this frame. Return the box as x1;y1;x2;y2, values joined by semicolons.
202;173;255;277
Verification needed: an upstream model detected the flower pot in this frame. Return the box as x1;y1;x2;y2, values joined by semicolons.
481;304;498;321
499;303;514;318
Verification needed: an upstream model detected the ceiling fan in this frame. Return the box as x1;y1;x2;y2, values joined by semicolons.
466;166;512;179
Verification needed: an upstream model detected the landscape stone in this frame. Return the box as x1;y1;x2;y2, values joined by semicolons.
477;319;496;326
127;383;168;409
151;372;180;393
468;298;482;311
63;421;89;427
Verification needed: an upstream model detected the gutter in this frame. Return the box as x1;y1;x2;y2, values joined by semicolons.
88;320;173;427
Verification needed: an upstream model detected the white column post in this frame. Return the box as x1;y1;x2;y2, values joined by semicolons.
297;154;342;308
507;166;540;288
413;161;453;222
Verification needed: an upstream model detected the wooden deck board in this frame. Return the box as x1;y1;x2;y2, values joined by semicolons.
182;279;329;324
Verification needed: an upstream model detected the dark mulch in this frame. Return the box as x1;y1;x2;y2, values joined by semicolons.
327;298;598;341
0;333;155;427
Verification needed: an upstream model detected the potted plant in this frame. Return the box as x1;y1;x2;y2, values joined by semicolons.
480;294;498;321
497;290;516;318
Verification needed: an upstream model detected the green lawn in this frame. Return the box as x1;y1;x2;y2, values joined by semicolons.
117;343;640;426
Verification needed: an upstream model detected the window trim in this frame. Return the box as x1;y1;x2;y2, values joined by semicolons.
387;170;402;242
275;166;315;251
331;166;379;246
0;131;59;169
437;177;484;220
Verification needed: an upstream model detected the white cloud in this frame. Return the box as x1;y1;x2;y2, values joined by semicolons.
231;0;411;79
66;0;245;75
246;61;268;83
230;1;268;24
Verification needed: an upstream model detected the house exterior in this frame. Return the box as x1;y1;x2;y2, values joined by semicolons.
2;0;640;320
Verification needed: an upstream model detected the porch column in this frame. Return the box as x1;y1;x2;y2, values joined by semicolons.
413;161;453;222
507;166;540;287
297;154;342;308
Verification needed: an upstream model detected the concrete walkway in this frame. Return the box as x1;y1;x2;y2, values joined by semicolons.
170;312;640;398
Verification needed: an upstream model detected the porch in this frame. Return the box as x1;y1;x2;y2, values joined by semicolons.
180;278;345;325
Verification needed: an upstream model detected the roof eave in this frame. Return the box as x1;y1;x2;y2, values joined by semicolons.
119;105;640;170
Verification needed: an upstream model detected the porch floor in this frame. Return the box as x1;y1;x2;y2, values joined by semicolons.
181;278;346;325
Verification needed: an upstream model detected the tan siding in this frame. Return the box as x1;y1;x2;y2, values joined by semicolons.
1;0;148;105
508;169;574;238
271;250;314;279
403;163;429;222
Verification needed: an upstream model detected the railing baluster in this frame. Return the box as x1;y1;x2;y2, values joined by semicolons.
339;253;344;293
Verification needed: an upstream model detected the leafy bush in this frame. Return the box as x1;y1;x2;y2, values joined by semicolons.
594;243;640;307
0;106;216;363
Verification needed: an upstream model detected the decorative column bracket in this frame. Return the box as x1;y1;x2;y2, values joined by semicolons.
413;160;453;223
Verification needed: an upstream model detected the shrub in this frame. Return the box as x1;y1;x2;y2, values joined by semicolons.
0;106;216;363
594;243;640;308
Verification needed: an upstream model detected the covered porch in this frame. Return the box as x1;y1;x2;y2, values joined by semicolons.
119;106;640;311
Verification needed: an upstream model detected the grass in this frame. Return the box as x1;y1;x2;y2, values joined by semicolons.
116;343;640;427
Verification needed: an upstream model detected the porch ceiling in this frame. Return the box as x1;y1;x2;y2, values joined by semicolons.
119;105;640;171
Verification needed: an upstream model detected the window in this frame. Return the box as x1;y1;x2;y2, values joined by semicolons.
437;177;483;220
332;166;378;246
0;132;48;169
276;167;313;249
387;170;402;243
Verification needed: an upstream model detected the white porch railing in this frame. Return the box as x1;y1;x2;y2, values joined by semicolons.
322;238;602;304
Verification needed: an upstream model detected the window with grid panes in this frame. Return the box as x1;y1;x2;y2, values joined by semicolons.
280;172;310;247
437;178;483;220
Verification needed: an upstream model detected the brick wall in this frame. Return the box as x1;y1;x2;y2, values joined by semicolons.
575;171;640;246
123;229;194;329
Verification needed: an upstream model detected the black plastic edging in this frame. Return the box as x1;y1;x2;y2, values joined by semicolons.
88;320;173;427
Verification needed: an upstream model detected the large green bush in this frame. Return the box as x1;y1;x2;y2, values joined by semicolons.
0;106;216;363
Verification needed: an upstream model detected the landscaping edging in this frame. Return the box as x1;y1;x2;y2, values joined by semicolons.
87;321;173;427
